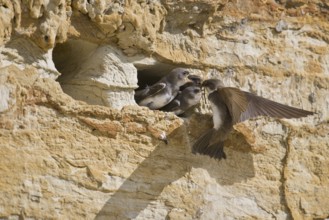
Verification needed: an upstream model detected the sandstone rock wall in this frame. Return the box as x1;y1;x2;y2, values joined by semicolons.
0;0;329;219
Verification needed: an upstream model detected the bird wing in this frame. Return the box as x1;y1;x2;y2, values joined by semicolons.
136;83;167;101
161;99;181;112
134;85;150;102
239;91;314;122
217;87;314;124
216;87;249;124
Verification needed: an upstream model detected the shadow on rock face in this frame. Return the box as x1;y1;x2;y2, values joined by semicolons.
94;126;192;219
95;115;255;219
191;146;255;186
187;113;256;185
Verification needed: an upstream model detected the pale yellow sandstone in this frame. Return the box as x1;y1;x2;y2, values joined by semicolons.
0;1;329;220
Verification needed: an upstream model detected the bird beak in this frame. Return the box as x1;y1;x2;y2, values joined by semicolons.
188;75;202;85
183;71;191;83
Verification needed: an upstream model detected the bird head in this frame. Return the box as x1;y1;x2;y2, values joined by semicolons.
201;79;224;93
168;68;190;87
192;86;201;95
184;86;202;96
182;86;202;105
187;75;202;86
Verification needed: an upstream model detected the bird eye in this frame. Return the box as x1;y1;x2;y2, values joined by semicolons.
183;71;189;76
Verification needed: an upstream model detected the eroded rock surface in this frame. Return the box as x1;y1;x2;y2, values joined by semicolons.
0;1;329;219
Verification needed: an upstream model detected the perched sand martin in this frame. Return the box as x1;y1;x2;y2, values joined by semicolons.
162;85;202;115
161;74;202;115
136;68;190;110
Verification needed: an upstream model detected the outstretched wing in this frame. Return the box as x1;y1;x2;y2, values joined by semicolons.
239;91;314;122
216;87;314;124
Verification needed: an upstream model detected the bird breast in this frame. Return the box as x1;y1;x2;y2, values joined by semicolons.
153;91;173;108
139;88;174;109
211;102;224;130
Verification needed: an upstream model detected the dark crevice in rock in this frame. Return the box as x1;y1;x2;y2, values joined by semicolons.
53;39;138;109
134;63;178;89
280;126;294;220
53;39;97;84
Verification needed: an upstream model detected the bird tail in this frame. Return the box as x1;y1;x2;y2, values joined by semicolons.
192;129;227;160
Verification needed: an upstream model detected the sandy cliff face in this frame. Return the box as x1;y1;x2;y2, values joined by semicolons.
0;0;329;219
